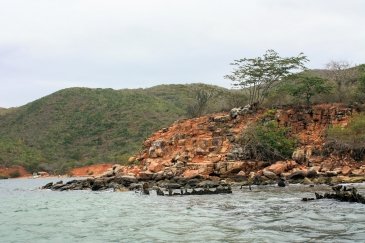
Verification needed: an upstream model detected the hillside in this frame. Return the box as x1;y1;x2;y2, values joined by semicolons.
0;84;231;173
0;108;9;115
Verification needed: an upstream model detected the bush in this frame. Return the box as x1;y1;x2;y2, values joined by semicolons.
325;113;365;161
237;120;296;162
9;170;20;178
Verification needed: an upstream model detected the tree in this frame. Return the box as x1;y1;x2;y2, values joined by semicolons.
355;64;365;103
186;87;220;118
224;49;308;106
285;74;332;106
326;60;358;102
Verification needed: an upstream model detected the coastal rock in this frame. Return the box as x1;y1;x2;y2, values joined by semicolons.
351;169;364;176
325;171;338;177
263;170;277;180
148;161;164;173
306;168;318;178
341;166;351;176
288;170;306;180
265;161;287;175
302;177;313;185
320;161;333;172
138;171;154;180
197;180;220;188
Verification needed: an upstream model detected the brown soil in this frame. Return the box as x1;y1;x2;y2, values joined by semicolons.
0;166;31;178
69;163;114;177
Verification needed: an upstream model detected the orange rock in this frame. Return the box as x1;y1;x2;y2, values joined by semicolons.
265;162;287;175
286;160;298;170
147;161;162;173
183;169;200;178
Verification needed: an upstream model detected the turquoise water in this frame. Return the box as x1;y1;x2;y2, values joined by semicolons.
1;178;365;243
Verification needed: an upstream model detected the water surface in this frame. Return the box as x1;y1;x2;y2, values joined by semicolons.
1;178;364;242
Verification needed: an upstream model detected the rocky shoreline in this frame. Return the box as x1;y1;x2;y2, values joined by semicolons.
41;164;365;197
42;104;365;201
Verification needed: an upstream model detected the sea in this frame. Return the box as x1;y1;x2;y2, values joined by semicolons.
0;178;365;243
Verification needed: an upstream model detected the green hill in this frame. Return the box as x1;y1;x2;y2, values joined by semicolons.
0;84;231;173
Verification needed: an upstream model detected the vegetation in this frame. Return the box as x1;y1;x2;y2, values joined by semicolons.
0;84;230;173
325;113;365;161
284;74;332;106
354;64;365;103
238;119;296;162
326;60;358;102
225;49;308;106
186;87;222;118
9;170;20;178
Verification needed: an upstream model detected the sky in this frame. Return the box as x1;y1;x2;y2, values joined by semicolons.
0;0;364;108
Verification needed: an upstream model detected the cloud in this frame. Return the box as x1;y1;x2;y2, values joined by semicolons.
0;0;364;107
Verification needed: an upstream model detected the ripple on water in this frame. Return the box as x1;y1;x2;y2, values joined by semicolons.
1;179;365;242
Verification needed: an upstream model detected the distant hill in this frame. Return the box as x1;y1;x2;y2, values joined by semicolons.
0;108;8;115
0;84;231;173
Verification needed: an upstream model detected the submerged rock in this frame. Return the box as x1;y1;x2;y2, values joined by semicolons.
304;185;365;204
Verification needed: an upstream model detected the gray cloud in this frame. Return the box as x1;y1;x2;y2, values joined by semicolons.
0;0;364;107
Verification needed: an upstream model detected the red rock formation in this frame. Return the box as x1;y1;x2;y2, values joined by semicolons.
117;104;365;182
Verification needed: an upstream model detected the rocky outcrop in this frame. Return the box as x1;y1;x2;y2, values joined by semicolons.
42;173;233;196
45;104;365;192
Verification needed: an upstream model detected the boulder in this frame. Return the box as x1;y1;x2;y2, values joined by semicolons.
197;180;220;188
138;171;154;180
164;183;182;189
302;177;313;185
341;166;351;176
351;169;364;176
148;161;164;173
320;161;333;172
265;162;287;175
230;108;241;119
183;169;200;179
288;170;306;180
263;170;278;180
101;169;114;177
118;175;138;184
306;168;318;178
195;147;207;156
325;171;338;177
225;162;245;174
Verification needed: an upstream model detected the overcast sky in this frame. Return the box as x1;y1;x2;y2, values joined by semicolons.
0;0;364;107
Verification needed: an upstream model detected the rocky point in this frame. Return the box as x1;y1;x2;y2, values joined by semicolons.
44;104;365;194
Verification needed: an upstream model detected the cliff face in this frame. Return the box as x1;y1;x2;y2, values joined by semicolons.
115;104;364;183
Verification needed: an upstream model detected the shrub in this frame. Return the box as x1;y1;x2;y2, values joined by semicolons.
325;113;365;161
9;170;20;178
237;120;296;162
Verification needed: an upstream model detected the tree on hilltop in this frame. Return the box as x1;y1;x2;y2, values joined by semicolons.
326;60;358;102
224;49;308;107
